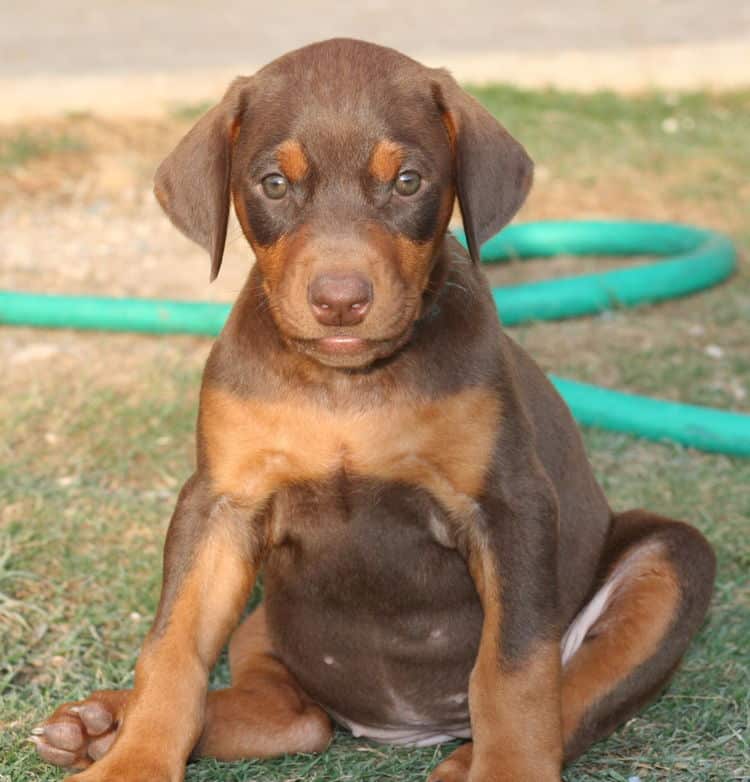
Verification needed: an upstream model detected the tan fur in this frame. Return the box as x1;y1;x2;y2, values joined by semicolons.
75;521;257;779
427;742;473;782
561;544;681;741
368;139;404;182
257;233;296;293
460;542;563;779
277;139;310;182
394;235;436;289
432;643;564;781
232;187;254;243
231;189;301;296
200;385;501;517
470;641;563;779
197;605;332;760
441;110;458;154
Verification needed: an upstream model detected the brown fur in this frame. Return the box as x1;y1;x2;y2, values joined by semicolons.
35;39;715;782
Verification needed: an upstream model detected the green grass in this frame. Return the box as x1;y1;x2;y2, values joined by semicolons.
1;85;749;781
0;130;87;170
469;86;750;189
167;101;213;122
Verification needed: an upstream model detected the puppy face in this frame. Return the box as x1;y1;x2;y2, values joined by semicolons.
230;66;455;367
155;39;532;369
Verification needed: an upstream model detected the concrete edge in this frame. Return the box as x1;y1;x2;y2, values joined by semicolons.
2;37;749;122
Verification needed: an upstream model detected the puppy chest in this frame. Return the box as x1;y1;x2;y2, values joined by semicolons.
200;385;501;516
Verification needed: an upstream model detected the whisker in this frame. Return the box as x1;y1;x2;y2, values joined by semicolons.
444;281;469;295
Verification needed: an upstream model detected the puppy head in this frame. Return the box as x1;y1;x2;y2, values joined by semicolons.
155;38;532;368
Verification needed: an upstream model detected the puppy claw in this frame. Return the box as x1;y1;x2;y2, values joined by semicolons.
30;726;45;736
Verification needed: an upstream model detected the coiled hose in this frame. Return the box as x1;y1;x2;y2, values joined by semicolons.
2;220;748;456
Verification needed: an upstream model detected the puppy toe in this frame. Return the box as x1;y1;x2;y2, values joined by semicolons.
76;701;114;736
41;717;85;752
88;730;117;760
29;735;80;768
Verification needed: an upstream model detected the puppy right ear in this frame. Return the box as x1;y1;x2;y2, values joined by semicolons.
154;77;251;281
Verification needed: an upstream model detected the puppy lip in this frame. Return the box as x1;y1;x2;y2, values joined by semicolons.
315;336;369;354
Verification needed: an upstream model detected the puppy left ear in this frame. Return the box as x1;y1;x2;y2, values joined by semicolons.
431;70;533;263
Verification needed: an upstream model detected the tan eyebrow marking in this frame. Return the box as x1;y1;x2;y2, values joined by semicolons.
368;139;405;182
277;139;309;182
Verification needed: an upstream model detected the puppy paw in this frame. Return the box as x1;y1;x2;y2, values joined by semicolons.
427;743;472;782
30;690;128;769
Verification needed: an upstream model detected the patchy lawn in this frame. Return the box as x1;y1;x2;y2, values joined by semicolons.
1;86;748;781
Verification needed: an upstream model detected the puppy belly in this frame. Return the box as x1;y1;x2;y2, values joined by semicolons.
263;478;483;744
271;615;476;746
262;476;484;743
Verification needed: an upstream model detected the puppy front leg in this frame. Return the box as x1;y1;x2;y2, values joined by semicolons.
468;539;562;779
68;475;263;782
451;488;563;782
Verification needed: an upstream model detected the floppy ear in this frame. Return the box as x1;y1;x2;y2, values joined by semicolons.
154;77;250;281
432;70;533;262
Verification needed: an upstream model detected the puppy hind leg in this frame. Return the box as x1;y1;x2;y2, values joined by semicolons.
194;603;333;761
561;509;715;762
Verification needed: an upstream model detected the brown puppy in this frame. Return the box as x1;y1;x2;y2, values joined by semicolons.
33;39;715;782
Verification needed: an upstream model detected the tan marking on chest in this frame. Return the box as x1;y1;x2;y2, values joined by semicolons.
200;386;500;514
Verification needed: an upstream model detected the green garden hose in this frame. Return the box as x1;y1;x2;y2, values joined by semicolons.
2;221;748;456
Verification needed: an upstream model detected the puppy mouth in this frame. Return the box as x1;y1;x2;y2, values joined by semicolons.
315;335;369;355
292;328;414;368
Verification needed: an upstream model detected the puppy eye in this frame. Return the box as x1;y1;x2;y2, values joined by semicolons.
261;173;289;199
394;170;421;196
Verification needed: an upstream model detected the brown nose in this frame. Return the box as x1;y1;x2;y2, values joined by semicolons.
309;272;373;326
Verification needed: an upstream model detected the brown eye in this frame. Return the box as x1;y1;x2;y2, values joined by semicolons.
394;170;421;196
261;173;288;199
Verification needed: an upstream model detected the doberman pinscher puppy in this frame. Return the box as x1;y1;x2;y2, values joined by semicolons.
33;38;715;782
